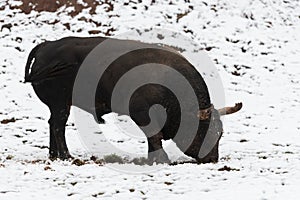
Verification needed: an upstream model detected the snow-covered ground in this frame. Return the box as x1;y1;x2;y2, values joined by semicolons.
0;0;300;199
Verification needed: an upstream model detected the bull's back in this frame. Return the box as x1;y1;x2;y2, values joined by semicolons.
28;37;107;82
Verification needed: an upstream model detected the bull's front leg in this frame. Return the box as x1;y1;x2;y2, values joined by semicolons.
48;106;72;160
147;132;170;164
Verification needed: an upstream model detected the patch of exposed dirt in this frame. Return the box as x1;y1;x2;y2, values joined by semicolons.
6;0;114;17
1;117;18;124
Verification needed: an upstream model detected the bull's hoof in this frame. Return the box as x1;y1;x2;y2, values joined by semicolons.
49;153;73;161
148;149;170;164
58;153;73;160
49;155;58;161
98;117;105;124
196;156;218;164
49;151;59;161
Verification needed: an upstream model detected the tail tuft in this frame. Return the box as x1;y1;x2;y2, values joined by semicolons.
24;44;42;83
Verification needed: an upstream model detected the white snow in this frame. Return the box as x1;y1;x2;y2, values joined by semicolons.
0;0;300;199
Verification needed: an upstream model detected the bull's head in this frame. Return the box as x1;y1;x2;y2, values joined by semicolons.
185;103;242;163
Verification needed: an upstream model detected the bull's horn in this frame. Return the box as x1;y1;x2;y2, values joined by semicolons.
197;105;214;120
218;102;243;116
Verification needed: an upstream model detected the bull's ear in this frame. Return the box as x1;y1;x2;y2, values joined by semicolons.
197;105;213;120
218;102;242;116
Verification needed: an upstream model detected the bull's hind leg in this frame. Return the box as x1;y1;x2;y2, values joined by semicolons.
48;106;72;160
147;132;170;164
49;124;58;159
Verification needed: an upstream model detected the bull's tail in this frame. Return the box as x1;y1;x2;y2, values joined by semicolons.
24;43;42;82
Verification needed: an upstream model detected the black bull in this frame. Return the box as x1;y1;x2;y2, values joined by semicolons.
24;36;242;163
